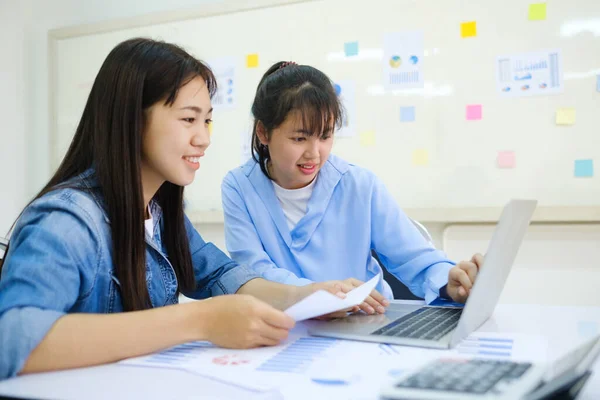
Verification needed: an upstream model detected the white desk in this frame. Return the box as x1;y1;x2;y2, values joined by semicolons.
1;302;599;400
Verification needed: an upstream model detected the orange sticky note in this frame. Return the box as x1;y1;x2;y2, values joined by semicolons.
461;21;477;38
497;151;516;169
360;131;375;147
412;149;429;166
246;54;259;68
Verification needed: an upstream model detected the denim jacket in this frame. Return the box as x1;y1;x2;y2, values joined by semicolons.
0;169;260;379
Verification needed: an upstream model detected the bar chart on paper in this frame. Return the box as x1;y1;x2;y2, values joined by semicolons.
128;341;215;367
496;49;562;96
120;336;341;378
389;71;420;85
455;336;514;358
453;332;548;362
257;337;339;373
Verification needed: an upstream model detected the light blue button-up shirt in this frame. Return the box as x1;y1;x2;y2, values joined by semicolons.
0;169;259;379
222;154;455;303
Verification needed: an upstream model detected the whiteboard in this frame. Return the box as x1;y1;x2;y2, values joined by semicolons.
50;0;600;222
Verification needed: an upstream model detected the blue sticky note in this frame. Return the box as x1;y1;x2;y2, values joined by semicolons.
400;106;416;122
597;74;600;92
574;159;594;177
344;41;359;57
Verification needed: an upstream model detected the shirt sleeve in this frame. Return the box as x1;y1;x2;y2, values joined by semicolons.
0;196;100;379
181;215;262;299
369;175;455;304
221;173;312;286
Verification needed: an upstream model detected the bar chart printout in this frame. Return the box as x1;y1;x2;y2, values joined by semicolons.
496;49;563;97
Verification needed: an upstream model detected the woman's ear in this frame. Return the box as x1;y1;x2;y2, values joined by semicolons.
256;121;269;146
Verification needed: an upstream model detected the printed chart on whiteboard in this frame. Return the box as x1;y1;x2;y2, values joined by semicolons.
208;57;237;109
382;31;425;90
496;49;563;97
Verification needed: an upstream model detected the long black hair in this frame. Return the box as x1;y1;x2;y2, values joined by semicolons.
250;62;344;178
0;38;216;311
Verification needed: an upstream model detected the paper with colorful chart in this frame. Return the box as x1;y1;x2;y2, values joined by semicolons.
120;329;547;399
382;31;424;90
496;49;563;97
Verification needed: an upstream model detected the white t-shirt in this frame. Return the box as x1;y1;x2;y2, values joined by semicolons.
272;177;317;230
145;216;154;238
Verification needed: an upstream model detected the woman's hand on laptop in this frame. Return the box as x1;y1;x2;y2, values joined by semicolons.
447;253;484;303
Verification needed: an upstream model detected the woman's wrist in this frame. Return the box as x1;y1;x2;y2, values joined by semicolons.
177;300;212;343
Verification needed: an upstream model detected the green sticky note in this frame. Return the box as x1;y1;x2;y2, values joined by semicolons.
529;3;547;21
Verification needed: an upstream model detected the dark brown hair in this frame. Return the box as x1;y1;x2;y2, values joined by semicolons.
1;38;216;311
250;62;344;178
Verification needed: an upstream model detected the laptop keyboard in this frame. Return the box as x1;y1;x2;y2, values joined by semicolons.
372;307;462;340
395;359;532;394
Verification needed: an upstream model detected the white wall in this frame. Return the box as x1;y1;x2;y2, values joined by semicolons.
0;0;223;235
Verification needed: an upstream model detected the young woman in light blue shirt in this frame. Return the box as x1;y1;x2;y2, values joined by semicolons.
0;43;349;380
222;62;483;314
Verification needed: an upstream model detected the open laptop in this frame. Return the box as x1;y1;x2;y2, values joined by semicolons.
307;199;537;349
379;334;600;400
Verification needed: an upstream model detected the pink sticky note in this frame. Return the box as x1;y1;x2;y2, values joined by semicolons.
466;104;482;120
497;151;516;169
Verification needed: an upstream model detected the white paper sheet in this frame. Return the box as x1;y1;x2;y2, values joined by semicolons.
451;331;548;363
207;57;237;109
496;49;563;97
284;275;380;321
120;334;342;394
382;31;424;90
119;320;549;400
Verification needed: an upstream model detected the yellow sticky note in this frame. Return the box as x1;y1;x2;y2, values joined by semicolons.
246;54;259;68
528;3;547;21
412;149;429;166
556;108;576;126
208;121;213;136
359;131;375;147
461;21;477;38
